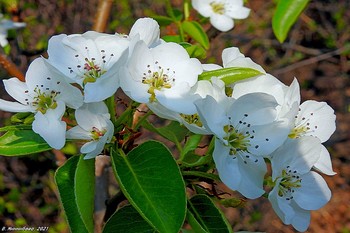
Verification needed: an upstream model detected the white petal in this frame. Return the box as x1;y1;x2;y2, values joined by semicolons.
210;14;234;32
3;78;30;104
268;185;294;224
313;145;336;175
202;63;222;71
81;140;98;154
297;100;336;142
66;126;91;140
75;103;109;131
213;140;266;199
248;120;290;156
228;92;278;126
294;171;331;210
222;47;244;66
0;99;33;112
195;96;230;140
232;74;286;105
32;102;66;149
225;6;250;19
270;137;322;180
192;0;213;17
129;17;160;47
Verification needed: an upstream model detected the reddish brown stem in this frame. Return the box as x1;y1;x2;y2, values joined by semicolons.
0;54;25;81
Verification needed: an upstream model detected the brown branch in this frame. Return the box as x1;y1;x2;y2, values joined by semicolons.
92;0;113;32
272;46;347;76
0;54;25;81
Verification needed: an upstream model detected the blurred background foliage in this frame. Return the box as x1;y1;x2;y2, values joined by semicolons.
0;0;349;232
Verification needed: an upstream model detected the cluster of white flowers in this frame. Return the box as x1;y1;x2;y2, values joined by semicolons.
0;17;336;231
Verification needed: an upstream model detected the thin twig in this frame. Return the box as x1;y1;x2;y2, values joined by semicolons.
272;46;347;76
0;54;25;81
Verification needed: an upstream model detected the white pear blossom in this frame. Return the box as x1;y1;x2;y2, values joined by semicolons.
0;57;83;149
269;137;331;232
231;75;336;175
195;93;290;198
47;31;129;103
66;102;114;159
120;40;203;114
192;0;250;32
288;100;336;175
0;13;26;47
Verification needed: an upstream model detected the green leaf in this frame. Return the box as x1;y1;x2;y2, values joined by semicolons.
103;205;156;233
152;15;174;26
162;35;182;43
187;195;233;233
55;156;95;233
182;43;207;59
198;67;263;85
141;120;189;143
272;0;310;43
75;156;95;232
111;141;186;233
0;130;51;156
182;21;210;50
181;134;202;158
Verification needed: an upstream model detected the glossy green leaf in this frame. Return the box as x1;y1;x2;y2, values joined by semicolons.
142;120;189;143
182;21;210;50
55;156;95;233
272;0;310;43
182;43;207;59
103;205;156;233
162;35;182;43
75;156;95;232
198;67;263;85
111;141;186;233
187;195;233;233
0;130;51;156
152;15;174;26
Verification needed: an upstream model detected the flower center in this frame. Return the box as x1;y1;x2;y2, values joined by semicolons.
68;48;114;86
277;166;302;201
31;87;59;114
180;113;203;127
81;58;106;85
90;127;106;140
288;112;317;139
142;61;175;102
223;124;251;155
210;1;225;15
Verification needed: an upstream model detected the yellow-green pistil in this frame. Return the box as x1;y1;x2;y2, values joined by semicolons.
278;168;302;200
210;1;225;14
82;58;106;85
32;88;59;114
142;64;173;102
180;113;203;127
223;124;250;155
90;127;106;140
